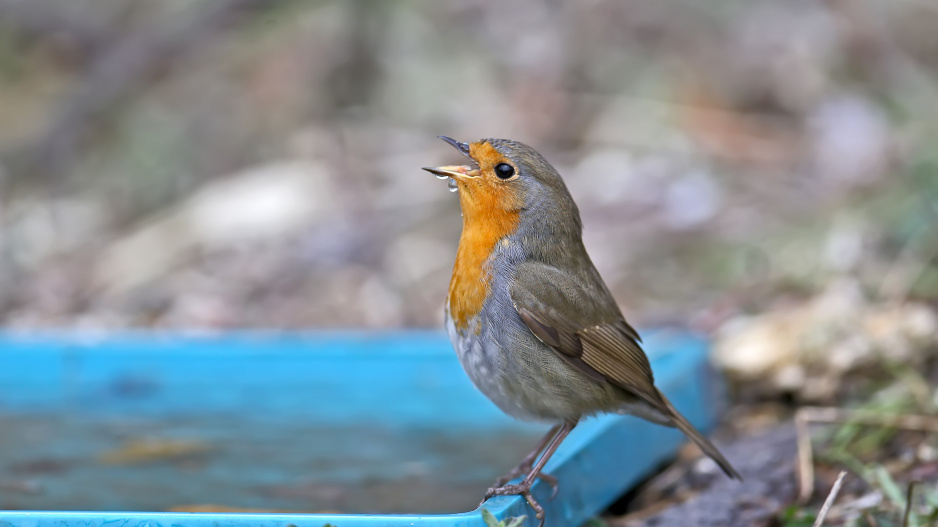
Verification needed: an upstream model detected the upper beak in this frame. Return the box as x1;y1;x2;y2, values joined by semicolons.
437;136;472;159
422;136;479;180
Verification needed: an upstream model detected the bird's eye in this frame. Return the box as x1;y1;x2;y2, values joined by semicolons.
494;163;515;179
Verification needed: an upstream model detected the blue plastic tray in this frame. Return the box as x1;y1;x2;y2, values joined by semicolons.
0;330;724;527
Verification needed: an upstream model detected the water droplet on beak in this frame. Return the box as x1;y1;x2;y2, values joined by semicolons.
448;178;458;192
434;173;449;180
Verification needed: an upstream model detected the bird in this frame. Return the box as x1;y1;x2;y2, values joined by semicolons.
423;136;740;523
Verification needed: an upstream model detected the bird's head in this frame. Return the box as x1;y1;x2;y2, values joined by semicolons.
423;136;578;226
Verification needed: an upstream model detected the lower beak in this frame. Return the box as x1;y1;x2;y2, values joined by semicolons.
422;165;478;180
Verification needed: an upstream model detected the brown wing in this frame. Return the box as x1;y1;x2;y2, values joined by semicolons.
510;261;743;480
509;261;664;409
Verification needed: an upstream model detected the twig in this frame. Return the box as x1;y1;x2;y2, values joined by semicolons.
863;510;880;527
902;480;919;527
795;407;938;502
800;407;938;431
797;409;816;504
812;470;847;527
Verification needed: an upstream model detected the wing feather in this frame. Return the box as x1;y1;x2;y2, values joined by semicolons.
510;262;662;407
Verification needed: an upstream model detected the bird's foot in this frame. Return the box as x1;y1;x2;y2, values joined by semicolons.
480;421;576;526
492;464;558;497
482;480;550;526
480;471;557;526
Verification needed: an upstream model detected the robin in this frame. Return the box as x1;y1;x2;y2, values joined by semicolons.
423;137;740;523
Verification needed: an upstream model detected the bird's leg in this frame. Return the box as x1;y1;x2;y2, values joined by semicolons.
492;424;562;489
483;420;577;525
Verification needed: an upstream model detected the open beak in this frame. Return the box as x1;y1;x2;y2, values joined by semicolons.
422;136;479;181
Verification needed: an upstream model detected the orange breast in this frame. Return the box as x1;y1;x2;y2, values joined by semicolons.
448;215;518;331
448;143;523;331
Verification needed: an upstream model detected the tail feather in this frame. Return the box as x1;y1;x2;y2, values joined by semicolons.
657;390;742;480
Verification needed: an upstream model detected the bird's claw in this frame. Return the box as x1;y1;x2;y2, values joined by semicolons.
542;473;559;499
493;470;558;498
523;490;546;527
483;482;548;526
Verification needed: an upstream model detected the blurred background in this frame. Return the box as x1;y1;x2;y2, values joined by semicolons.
1;0;936;332
0;0;937;522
